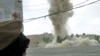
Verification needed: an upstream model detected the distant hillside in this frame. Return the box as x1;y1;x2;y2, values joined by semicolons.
26;33;100;48
26;33;54;48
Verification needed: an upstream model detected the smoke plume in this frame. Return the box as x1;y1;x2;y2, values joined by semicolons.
45;0;99;48
48;0;73;42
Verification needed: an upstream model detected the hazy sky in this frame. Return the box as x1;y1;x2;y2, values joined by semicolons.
23;0;100;35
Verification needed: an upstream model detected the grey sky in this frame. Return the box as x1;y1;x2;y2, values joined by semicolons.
68;1;100;35
23;0;100;35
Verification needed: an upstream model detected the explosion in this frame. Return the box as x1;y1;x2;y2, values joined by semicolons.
48;0;73;43
45;0;99;48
